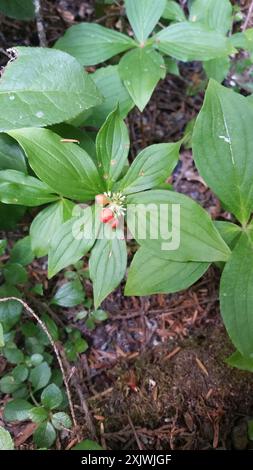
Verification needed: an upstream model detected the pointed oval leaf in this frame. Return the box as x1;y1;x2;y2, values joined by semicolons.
29;362;51;391
118;47;166;111
220;233;253;357
48;207;97;278
0;284;22;332
4;399;33;422
8;128;104;201
189;0;232;34
96;107;130;187
125;0;166;44
54;23;136;66
127;190;231;262
155;22;233;61
34;422;56;449
162;1;186;22
203;56;230;83
41;384;63;410
52;280;85;308
85;66;134;127
0;0;34;20
118;142;180;194
214;221;242;250
0;170;59;206
89;233;127;308
193;81;253;225
0;47;102;131
125;246;209;295
0;133;27;172
0;426;14;450
30;200;74;257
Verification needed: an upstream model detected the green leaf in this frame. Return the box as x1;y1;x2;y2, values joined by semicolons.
91;309;109;322
52;280;85;308
155;22;233;61
0;239;6;255
51;412;72;430
41;384;63;410
203;57;230;83
4;399;33;422
41;314;59;342
0;284;22;332
226;350;253;372
0;375;20;394
0;169;59;206
214;221;241;250
3;263;28;285
72;439;103;450
89;234;127;308
125;247;209;295
96;107;129;187
0;0;34;20
0;47;102;131
10;236;34;266
49;123;96;161
85;66;134;127
54;23;135;66
0;322;4;347
193;80;253;225
162;1;186;22
189;0;232;34
29;362;51;391
0;426;14;450
8;128;104;201
48;207;97;278
30;354;44;366
0;204;26;230
0;133;27;172
118;142;180;194
30;200;74;257
34;422;56;449
126;190;231;262
118;47;166;111
248;421;253;441
220;233;253;357
12;365;29;383
125;0;166;44
29;407;49;424
3;344;24;364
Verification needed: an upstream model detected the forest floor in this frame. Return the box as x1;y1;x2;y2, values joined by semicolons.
1;0;253;450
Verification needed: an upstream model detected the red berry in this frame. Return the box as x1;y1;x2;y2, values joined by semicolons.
100;208;114;223
95;194;109;205
110;218;119;229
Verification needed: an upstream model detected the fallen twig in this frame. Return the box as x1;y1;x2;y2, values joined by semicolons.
33;0;47;47
242;0;253;31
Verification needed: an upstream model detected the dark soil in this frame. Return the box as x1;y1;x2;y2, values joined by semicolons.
1;0;253;451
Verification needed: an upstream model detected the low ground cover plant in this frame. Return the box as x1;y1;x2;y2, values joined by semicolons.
1;0;253;451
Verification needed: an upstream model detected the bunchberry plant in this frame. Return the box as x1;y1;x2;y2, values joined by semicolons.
125;80;253;370
54;0;238;112
0;104;183;308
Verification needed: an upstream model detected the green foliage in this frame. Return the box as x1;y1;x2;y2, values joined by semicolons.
0;0;34;20
72;439;103;450
53;0;237;111
0;48;102;131
0;426;14;450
